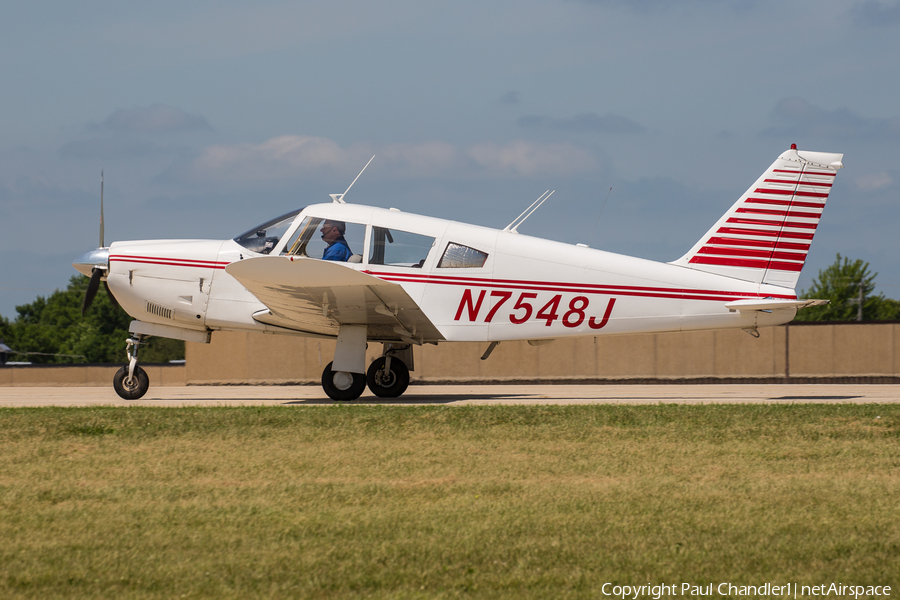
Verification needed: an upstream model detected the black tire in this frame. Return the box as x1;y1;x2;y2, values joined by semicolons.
321;362;366;401
366;357;410;398
113;365;150;400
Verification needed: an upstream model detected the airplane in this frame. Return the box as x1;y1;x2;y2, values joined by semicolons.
73;145;842;401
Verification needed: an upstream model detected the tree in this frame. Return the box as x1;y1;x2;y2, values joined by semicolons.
874;297;900;321
3;275;184;364
795;254;900;321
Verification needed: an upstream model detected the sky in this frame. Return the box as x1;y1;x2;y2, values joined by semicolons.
1;0;899;319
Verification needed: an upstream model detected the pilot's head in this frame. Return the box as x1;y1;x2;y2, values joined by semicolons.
321;220;346;243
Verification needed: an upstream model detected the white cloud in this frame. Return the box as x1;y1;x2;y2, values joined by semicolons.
856;172;894;191
185;135;361;182
467;141;599;176
379;142;460;176
181;136;599;183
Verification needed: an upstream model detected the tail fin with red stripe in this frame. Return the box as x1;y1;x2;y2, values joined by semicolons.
671;146;843;289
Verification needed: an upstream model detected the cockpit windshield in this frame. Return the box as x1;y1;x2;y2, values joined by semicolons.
233;209;302;254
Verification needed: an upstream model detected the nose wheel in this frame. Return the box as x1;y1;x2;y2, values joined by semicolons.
114;365;149;399
113;336;150;400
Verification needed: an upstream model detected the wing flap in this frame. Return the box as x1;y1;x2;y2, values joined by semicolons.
225;257;444;342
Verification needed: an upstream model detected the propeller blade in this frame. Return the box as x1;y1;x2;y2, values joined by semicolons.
100;170;105;248
82;269;103;316
103;280;120;310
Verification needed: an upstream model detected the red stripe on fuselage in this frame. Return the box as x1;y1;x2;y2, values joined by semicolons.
110;254;799;303
362;270;796;301
110;255;229;269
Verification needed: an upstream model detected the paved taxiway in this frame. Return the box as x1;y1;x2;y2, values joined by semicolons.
1;384;898;407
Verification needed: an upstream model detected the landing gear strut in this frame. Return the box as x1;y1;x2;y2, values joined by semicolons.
113;335;150;400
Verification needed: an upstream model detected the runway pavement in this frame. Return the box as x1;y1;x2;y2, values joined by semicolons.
1;383;898;407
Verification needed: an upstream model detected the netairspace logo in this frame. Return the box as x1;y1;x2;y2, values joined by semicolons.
600;582;892;599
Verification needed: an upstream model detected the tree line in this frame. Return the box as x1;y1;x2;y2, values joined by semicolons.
1;254;897;365
0;275;183;365
795;254;900;321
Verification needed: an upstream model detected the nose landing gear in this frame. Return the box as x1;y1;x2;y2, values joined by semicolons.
113;336;150;400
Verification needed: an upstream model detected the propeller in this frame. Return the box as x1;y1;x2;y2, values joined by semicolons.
81;268;103;316
73;170;120;316
104;281;120;310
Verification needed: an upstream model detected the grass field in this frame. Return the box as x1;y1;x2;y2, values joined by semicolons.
1;404;898;599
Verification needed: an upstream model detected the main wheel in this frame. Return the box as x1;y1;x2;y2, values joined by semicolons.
366;357;410;398
321;362;366;401
113;365;150;400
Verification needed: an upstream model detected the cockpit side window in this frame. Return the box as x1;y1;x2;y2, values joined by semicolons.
282;216;366;262
438;242;488;268
234;209;302;255
369;227;436;268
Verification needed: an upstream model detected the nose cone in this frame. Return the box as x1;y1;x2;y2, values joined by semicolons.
72;247;110;276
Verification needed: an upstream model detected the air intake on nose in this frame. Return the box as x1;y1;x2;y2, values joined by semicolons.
145;301;173;320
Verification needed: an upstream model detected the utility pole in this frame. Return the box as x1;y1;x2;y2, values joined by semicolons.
848;280;865;321
858;281;864;322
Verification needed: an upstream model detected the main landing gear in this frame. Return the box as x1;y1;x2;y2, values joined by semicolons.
113;335;150;400
321;362;366;401
321;343;412;401
366;355;410;398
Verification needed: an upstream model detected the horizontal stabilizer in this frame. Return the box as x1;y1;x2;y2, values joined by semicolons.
724;298;828;314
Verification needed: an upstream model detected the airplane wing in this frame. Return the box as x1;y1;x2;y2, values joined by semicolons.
225;256;444;343
724;298;828;314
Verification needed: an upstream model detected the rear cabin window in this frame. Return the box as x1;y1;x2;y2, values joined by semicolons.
369;227;436;268
438;242;488;268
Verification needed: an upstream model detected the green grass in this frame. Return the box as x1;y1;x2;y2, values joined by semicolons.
1;404;898;599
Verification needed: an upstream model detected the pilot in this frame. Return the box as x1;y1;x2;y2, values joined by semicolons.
320;220;353;261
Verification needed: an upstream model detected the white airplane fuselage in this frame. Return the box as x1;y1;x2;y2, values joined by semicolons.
73;146;842;400
101;204;797;345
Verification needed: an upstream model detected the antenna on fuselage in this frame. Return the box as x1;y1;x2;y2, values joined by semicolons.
503;190;555;233
330;155;375;204
587;187;613;248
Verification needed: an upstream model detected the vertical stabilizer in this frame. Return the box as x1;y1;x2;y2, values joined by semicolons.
670;146;843;289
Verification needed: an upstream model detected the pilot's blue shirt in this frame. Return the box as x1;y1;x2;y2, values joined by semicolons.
323;237;353;262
